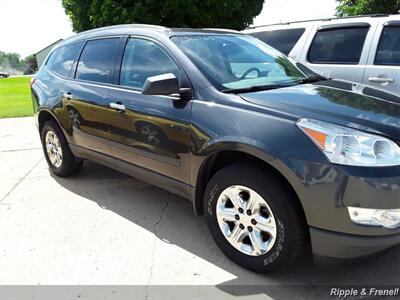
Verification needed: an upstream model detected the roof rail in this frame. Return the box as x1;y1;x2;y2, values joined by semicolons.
60;23;169;44
79;23;168;34
246;14;393;30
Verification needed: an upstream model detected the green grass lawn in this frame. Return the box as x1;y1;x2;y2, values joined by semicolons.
0;76;33;118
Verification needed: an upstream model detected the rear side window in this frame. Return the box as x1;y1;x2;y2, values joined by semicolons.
75;38;120;84
46;42;82;77
375;26;400;65
308;27;369;64
250;28;305;55
119;38;180;90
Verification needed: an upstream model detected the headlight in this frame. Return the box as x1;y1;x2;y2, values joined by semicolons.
297;118;400;167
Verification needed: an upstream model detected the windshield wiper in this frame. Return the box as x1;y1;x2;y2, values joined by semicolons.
296;76;327;84
222;77;328;94
221;83;295;94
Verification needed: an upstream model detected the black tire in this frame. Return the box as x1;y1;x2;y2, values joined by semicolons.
41;120;82;177
204;163;309;273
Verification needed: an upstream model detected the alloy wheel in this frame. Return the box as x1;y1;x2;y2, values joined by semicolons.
216;185;277;256
45;130;63;168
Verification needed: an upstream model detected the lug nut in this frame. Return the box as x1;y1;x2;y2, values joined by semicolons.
246;209;252;216
239;224;245;230
238;208;244;214
251;219;257;225
247;226;253;232
235;214;240;220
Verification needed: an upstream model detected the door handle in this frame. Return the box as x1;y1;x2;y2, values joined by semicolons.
63;92;73;100
110;102;126;111
368;77;395;83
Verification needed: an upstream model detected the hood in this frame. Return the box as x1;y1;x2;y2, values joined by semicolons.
239;80;400;140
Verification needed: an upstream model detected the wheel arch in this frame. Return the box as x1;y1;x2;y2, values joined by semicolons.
38;109;62;134
193;143;307;226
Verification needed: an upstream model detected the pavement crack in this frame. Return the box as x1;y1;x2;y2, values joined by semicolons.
153;198;169;235
144;194;169;299
0;157;43;203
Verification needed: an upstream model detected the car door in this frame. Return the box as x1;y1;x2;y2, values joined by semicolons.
299;23;373;83
41;41;83;129
62;37;124;156
105;37;192;194
363;20;400;96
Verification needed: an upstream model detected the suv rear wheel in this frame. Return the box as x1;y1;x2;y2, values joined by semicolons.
204;163;308;272
41;120;82;177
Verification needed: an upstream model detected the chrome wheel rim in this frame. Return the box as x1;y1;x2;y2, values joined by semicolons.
45;130;63;168
216;185;277;256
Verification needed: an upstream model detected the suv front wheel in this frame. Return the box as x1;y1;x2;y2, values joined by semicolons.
204;163;308;272
41;120;82;177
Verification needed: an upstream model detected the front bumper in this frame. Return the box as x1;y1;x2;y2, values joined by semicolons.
274;159;400;236
271;158;400;258
310;227;400;258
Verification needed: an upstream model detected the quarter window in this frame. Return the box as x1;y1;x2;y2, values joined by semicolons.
375;26;400;66
308;27;369;64
46;42;82;77
120;39;180;90
250;28;305;55
75;38;120;84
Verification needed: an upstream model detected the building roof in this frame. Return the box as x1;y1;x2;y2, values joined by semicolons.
35;39;63;56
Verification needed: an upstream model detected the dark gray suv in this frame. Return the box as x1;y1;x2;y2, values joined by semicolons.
31;24;400;272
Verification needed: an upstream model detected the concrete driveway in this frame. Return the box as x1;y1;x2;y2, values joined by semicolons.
1;117;400;299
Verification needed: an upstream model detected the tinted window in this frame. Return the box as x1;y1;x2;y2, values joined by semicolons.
46;42;82;77
250;28;305;55
375;26;400;65
75;38;120;83
308;27;369;64
120;39;180;90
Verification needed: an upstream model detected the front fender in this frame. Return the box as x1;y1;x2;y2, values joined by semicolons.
191;139;275;185
200;137;275;162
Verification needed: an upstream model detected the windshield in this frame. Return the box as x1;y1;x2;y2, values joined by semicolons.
171;35;309;92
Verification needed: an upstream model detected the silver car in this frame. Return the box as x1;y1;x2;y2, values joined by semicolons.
244;14;400;96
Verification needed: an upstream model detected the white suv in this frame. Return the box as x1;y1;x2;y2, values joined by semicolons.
244;14;400;96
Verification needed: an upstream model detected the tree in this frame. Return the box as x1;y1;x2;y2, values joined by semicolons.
2;52;22;69
62;0;264;32
0;52;24;73
0;52;38;75
336;0;400;16
22;54;38;75
62;0;92;33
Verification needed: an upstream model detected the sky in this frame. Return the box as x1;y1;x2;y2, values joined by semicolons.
0;0;74;58
0;0;337;58
253;0;337;26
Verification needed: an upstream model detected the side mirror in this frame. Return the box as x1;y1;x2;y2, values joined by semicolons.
142;73;180;96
